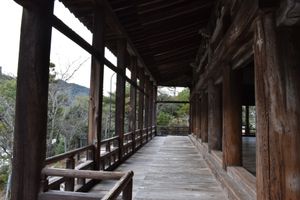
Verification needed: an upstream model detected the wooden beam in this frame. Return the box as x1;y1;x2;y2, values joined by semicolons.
88;7;105;170
191;0;258;98
129;57;137;150
254;12;300;200
138;68;145;131
208;80;222;151
115;39;127;161
222;65;242;168
11;2;54;200
200;93;208;142
144;76;150;141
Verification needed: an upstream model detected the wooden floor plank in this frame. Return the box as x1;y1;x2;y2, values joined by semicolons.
89;136;228;200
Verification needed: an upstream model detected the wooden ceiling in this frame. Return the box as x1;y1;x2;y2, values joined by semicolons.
59;0;216;87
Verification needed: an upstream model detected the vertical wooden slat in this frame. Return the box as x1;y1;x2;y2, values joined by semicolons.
65;157;75;191
222;64;242;168
208;79;222;151
115;39;127;160
88;6;105;169
254;12;300;200
11;3;54;200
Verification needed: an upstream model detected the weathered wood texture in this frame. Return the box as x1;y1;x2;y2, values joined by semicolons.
222;65;242;168
90;136;228;200
200;93;208;142
254;12;300;200
144;76;150;141
116;39;127;160
208;80;222;151
129;57;137;150
88;8;105;169
195;95;201;139
138;68;145;131
11;3;54;200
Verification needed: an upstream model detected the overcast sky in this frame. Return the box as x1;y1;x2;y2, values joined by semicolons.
0;0;117;93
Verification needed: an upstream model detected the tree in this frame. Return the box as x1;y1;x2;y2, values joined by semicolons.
0;78;16;199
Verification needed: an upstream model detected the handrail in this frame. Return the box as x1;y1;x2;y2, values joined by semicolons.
45;144;95;165
101;136;119;145
41;168;134;200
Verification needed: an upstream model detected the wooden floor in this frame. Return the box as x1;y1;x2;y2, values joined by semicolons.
89;136;228;200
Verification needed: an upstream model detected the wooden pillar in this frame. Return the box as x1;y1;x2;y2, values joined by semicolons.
254;12;300;200
88;7;105;168
149;81;153;139
115;39;127;161
153;86;157;135
144;76;149;141
129;57;137;151
222;64;242;168
11;3;54;200
208;79;222;151
201;93;208;143
196;95;201;139
138;69;145;132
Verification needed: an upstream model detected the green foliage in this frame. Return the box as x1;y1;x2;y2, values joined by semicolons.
156;88;190;127
157;112;174;126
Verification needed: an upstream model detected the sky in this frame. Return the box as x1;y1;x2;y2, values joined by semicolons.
0;1;185;96
0;0;117;94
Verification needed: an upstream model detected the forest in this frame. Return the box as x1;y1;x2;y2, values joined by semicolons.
0;65;190;198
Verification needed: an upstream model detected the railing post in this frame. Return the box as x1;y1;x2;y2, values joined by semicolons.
123;179;133;200
65;157;75;191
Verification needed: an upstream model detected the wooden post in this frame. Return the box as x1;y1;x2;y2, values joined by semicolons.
65;157;75;191
11;3;54;200
254;12;300;200
149;81;153;139
201;93;208;143
138;68;145;135
88;7;105;169
129;57;137;152
123;179;133;200
144;76;149;141
196;95;201;139
116;39;127;161
222;64;242;168
208;79;222;151
153;86;157;136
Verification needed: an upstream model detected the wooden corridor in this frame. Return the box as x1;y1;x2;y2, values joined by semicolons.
90;136;228;200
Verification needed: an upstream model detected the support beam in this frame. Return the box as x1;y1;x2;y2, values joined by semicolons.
195;94;201;139
138;68;145;132
153;86;157;135
88;7;105;169
115;39;127;161
129;57;137;150
254;12;300;200
201;93;208;143
144;76;150;141
149;81;153;138
208;80;222;151
11;2;54;200
222;65;242;168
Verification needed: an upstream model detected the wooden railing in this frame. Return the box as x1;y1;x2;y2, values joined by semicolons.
41;126;156;198
157;126;189;136
40;168;133;200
